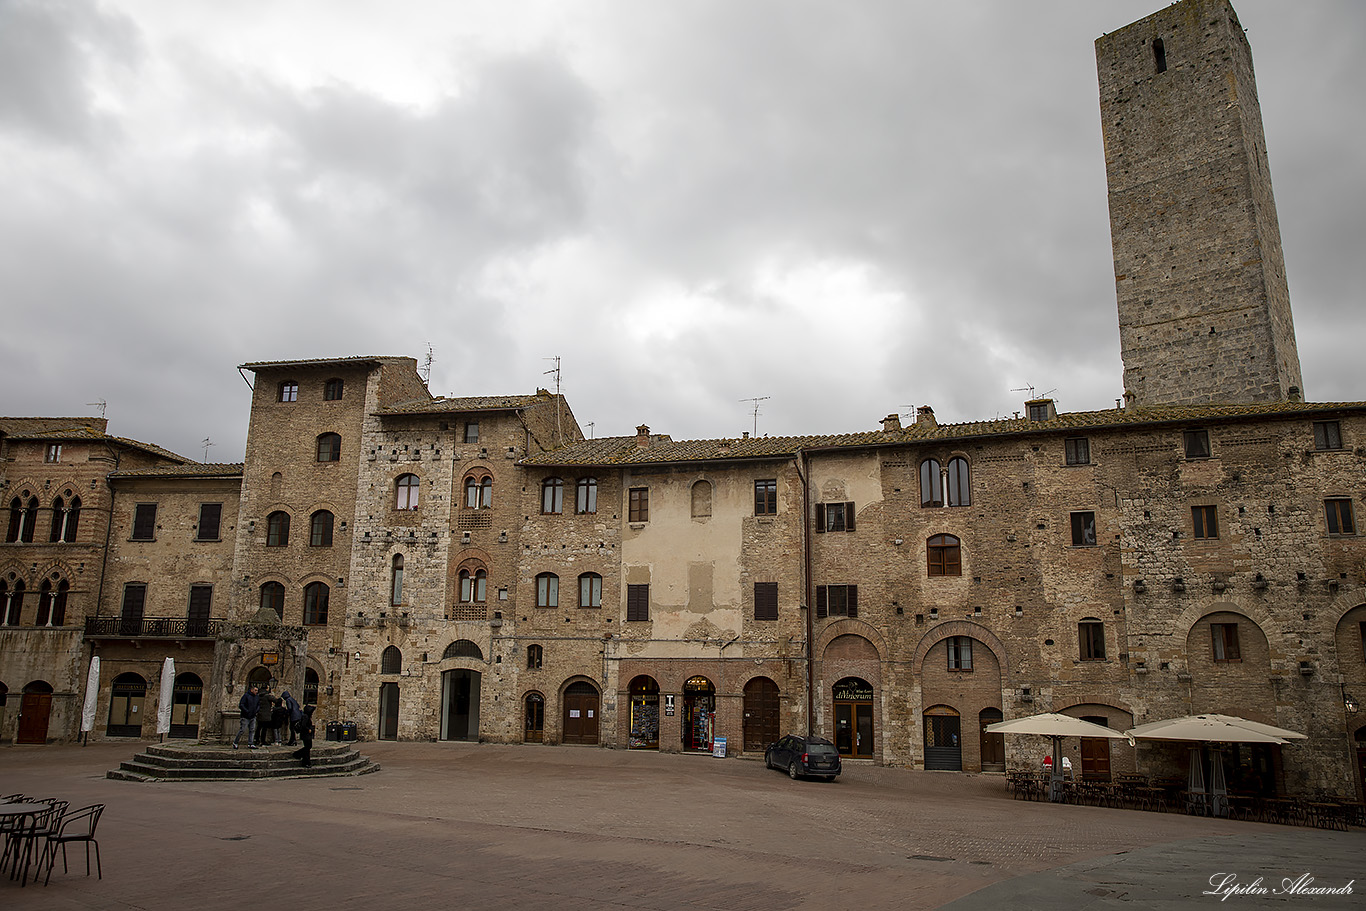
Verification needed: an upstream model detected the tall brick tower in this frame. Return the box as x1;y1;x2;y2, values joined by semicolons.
1097;0;1302;406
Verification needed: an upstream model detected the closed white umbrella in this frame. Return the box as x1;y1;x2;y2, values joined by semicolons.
80;656;100;745
156;657;174;741
986;712;1131;802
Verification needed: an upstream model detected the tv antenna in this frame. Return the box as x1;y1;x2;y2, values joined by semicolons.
586;421;595;440
1011;384;1057;400
420;343;434;384
88;400;106;418
202;437;214;461
739;396;770;436
544;356;563;445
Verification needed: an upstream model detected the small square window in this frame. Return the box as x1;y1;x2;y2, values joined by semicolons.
816;502;855;533
1027;402;1049;422
465;422;480;444
44;444;61;463
1079;620;1106;660
1183;429;1210;459
278;381;298;403
1211;623;1241;662
1313;421;1343;451
1070;511;1097;546
1065;437;1090;466
815;584;858;618
324;378;344;401
754;479;778;516
946;636;973;670
1326;498;1356;536
1192;505;1218;539
628;488;649;523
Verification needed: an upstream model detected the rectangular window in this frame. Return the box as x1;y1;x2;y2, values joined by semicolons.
1183;429;1210;459
754;582;778;621
1192;505;1218;539
279;381;298;402
628;488;649;523
187;584;212;633
44;443;61;463
324;378;344;401
754;479;778;516
465;422;479;444
1065;437;1090;466
120;583;146;634
1079;621;1106;660
1326;498;1356;536
626;584;650;621
947;636;973;670
131;504;157;541
196;504;222;541
1070;511;1097;546
1027;402;1049;422
1313;421;1343;451
815;502;856;533
1211;623;1241;662
815;584;858;619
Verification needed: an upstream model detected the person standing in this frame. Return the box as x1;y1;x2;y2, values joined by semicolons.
292;704;316;767
233;684;261;750
282;690;303;746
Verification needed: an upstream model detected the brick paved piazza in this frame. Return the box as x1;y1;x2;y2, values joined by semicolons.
2;741;1361;910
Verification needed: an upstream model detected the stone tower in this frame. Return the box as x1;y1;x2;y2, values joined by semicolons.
1097;0;1302;406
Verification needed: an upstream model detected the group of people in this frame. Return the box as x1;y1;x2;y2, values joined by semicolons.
232;684;316;766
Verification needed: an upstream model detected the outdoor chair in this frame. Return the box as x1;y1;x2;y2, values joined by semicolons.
5;799;66;886
40;803;104;886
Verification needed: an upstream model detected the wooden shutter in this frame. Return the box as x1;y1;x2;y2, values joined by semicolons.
815;503;826;533
845;502;855;532
754;582;778;621
627;584;649;621
847;585;858;618
816;585;827;619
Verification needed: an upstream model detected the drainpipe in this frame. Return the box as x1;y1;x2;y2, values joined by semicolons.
797;451;815;737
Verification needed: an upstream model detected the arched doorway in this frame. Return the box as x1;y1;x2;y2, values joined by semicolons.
378;682;400;740
743;677;780;752
18;680;53;743
628;676;660;749
524;692;545;743
170;673;203;739
683;676;715;752
247;665;274;695
562;681;600;744
832;677;874;758
924;705;962;771
441;670;481;741
979;707;1005;772
107;673;146;738
303;668;319;707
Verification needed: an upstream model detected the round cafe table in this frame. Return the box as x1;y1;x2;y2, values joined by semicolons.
0;802;52;886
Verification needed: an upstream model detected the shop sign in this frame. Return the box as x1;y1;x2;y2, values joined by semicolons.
664;694;676;716
712;736;727;758
832;680;873;702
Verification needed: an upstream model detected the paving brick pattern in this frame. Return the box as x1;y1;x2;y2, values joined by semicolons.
1;742;1361;910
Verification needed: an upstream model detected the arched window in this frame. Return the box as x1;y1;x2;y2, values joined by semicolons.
459;568;487;603
465;475;492;508
390;554;404;606
536;573;559;608
303;668;319;706
381;646;402;674
7;495;38;542
303;582;329;625
36;579;68;627
1;579;21;626
691;480;712;518
920;459;942;508
310;510;334;547
576;478;597;514
541;478;564;514
527;644;543;669
396;474;420;510
260;581;285;618
927;534;962;577
50;495;82;542
947;457;970;507
266;511;290;546
36;579;54;626
579;573;602;608
324;377;344;400
443;639;483;660
316;433;341;462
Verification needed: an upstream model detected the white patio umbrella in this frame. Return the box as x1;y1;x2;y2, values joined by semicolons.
986;712;1132;802
1125;714;1302;817
79;655;100;746
156;657;174;741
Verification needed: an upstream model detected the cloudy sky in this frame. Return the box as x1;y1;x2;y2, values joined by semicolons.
1;0;1362;462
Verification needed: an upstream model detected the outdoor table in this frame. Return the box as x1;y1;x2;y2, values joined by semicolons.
0;802;51;886
1226;794;1257;821
1307;802;1347;831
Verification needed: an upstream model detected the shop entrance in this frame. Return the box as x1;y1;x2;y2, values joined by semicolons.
562;681;600;744
629;676;660;749
979;707;1005;772
683;676;715;751
18;681;54;744
107;673;146;738
832;677;873;758
170;673;203;739
441;670;480;741
924;705;962;771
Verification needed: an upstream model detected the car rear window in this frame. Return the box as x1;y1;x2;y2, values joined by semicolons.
807;744;838;759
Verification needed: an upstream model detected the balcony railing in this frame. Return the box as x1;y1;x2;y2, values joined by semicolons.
84;617;223;639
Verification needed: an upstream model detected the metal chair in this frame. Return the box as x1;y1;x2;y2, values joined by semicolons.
40;804;104;886
5;799;66;886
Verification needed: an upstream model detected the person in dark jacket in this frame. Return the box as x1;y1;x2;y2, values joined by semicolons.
282;691;303;746
260;697;288;746
233;685;260;750
292;705;316;767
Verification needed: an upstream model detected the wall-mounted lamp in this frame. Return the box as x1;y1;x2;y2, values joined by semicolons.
353;651;361;661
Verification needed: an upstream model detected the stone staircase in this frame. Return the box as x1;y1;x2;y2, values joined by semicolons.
107;741;381;782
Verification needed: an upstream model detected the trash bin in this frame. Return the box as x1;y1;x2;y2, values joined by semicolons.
325;721;341;742
338;721;358;741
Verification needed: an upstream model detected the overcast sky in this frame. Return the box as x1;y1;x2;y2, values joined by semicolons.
2;0;1362;463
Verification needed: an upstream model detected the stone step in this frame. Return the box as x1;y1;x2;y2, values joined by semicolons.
106;742;381;782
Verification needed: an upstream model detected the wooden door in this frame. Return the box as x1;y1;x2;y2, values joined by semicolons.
1080;715;1111;781
742;678;780;752
562;682;599;744
379;682;399;740
17;692;51;744
979;709;1005;772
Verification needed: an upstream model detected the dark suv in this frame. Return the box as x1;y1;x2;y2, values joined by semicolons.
764;734;841;781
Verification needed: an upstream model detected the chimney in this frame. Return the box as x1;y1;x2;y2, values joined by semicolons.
1123;390;1136;412
881;414;902;432
636;424;650;450
1287;385;1302;403
916;406;937;428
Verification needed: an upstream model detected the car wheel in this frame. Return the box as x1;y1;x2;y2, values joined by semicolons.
764;751;772;770
788;761;801;780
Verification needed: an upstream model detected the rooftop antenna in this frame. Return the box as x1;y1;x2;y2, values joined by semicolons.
87;400;106;418
1010;385;1036;399
420;343;433;385
544;356;563;445
202;437;214;461
586;421;595;440
739;396;770;437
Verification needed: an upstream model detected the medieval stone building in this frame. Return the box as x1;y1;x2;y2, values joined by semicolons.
2;0;1363;798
